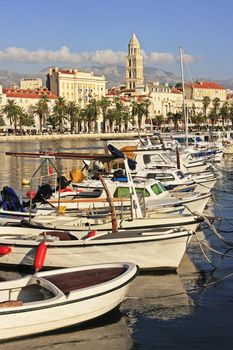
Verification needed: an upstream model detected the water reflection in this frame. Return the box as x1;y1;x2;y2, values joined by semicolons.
0;140;105;193
122;254;198;325
0;310;133;350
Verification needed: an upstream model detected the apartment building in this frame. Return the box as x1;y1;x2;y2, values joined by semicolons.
46;67;106;107
20;78;43;90
1;88;57;129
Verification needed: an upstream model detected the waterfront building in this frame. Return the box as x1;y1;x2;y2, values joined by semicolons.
20;78;43;90
1;88;57;130
125;33;144;90
46;67;106;108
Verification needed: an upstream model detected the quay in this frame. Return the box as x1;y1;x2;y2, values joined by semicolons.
0;132;149;143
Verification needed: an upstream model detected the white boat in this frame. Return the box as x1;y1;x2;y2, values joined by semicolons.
0;262;138;341
0;226;192;270
35;177;211;215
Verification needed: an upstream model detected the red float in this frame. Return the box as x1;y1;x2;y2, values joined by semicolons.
87;230;97;238
0;246;12;255
26;189;36;199
34;242;47;272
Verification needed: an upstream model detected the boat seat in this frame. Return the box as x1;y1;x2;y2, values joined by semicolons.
0;300;23;307
39;231;78;241
43;267;126;295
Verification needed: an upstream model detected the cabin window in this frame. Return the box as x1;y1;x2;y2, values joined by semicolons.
151;183;166;195
113;187;150;198
176;171;185;179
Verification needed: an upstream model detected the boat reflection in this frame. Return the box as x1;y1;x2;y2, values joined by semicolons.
122;254;200;322
0;309;133;350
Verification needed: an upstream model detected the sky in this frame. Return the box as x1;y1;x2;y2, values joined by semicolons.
0;0;233;80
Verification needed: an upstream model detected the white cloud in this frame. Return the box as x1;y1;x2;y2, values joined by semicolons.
0;46;202;66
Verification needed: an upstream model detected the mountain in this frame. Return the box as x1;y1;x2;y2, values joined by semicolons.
0;69;46;88
0;66;232;90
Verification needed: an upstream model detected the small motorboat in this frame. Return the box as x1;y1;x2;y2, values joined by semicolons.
0;262;138;341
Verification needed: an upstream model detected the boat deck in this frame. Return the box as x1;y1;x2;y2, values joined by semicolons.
43;267;127;295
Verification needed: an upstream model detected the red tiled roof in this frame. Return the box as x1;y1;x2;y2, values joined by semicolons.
185;81;225;90
58;69;74;74
3;88;57;99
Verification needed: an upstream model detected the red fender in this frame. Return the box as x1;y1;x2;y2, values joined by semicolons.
0;246;12;255
34;242;47;272
87;230;97;238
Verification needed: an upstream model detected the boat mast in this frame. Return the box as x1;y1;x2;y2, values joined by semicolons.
179;46;188;148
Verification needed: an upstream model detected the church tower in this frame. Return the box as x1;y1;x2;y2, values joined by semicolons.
125;33;144;90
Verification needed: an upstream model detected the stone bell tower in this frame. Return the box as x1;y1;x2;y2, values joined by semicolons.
125;33;144;90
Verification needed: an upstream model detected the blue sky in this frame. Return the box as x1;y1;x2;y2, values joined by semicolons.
0;0;232;80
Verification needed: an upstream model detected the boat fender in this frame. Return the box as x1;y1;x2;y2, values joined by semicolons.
59;187;74;192
26;189;36;199
87;230;97;238
0;246;12;255
34;242;47;272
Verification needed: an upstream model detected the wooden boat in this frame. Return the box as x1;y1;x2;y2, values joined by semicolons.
0;226;192;270
0;262;138;341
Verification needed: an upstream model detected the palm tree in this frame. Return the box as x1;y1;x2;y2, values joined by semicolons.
106;108;117;133
83;98;100;132
219;102;229;130
66;101;81;133
191;112;205;131
114;97;130;133
167;112;183;131
131;99;151;132
52;97;67;133
32;95;49;134
154;114;164;130
98;97;112;133
121;106;131;132
208;109;218;129
208;97;220;129
17;107;34;134
202;96;211;119
1;99;19;134
228;102;233;128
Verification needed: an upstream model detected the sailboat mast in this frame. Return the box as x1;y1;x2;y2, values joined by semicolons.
179;46;188;148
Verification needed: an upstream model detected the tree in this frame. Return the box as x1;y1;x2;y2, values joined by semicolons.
32;95;49;133
228;102;233;128
1;99;19;133
154;114;164;130
131;99;151;132
98;97;112;133
66;101;81;133
208;109;218;129
17;107;34;134
114;97;130;132
191;112;205;131
202;96;211;118
106;108;117;133
219;102;229;130
83;98;100;132
52;97;67;133
167;112;183;131
208;97;220;129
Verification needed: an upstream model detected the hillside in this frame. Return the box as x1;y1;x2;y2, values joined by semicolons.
0;65;232;90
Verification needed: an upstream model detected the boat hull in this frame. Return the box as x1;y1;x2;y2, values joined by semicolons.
0;263;137;340
0;228;191;270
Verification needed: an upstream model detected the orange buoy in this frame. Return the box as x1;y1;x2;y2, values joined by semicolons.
34;242;47;272
0;246;12;255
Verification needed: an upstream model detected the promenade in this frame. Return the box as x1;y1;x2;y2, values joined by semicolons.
0;132;149;143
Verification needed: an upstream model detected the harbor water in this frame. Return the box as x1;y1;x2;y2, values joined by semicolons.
0;139;233;349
